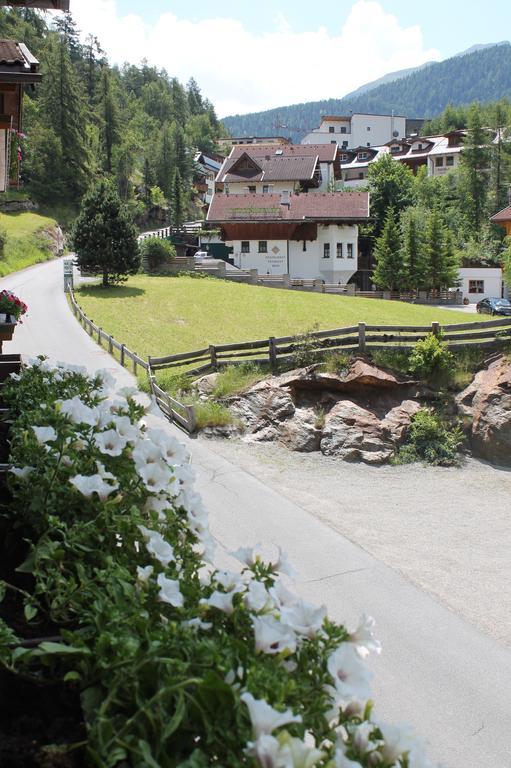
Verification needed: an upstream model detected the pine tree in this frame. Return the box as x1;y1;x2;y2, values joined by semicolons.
423;210;454;291
99;67;120;173
53;12;82;62
187;77;204;116
170;168;186;229
372;208;404;291
155;123;173;198
400;209;423;290
460;105;490;234
72;180;140;286
39;32;91;199
440;229;460;288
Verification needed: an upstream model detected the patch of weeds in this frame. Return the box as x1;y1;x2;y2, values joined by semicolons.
194;400;233;429
393;409;464;466
408;333;453;380
211;363;267;399
321;352;351;375
176;270;212;279
370;348;410;375
291;324;322;367
313;405;326;430
448;347;487;390
154;370;193;398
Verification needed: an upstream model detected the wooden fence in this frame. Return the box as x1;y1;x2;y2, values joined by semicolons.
69;288;511;433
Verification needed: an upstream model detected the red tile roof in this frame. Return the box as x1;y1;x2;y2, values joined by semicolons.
220;154;319;184
207;192;369;223
228;143;338;163
490;205;511;223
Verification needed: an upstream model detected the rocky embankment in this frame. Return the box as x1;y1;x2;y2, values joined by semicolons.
196;354;511;468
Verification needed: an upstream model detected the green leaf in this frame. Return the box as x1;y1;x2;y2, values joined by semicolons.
138;740;162;768
162;692;186;742
16;549;36;574
0;582;6;603
24;603;38;622
64;670;81;682
36;641;89;656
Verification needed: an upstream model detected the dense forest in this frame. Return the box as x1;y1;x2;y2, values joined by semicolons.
222;43;511;142
0;7;226;225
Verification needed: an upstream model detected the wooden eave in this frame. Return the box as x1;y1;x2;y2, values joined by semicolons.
0;70;42;84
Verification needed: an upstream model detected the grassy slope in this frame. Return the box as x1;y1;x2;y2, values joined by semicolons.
0;211;58;277
76;275;475;358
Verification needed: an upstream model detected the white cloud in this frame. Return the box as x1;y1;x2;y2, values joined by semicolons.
70;0;440;117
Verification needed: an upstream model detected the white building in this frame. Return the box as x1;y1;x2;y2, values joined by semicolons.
207;190;369;283
302;113;409;150
457;267;505;303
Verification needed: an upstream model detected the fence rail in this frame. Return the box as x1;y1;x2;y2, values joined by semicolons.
68;288;511;434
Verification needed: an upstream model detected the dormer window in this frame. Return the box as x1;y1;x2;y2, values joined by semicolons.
358;152;368;160
340;154;348;162
329;126;335;133
390;145;400;153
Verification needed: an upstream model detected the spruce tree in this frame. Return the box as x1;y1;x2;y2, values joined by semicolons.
99;67;120;173
170;168;186;229
400;209;423;290
372;208;404;291
155;123;173;198
422;211;457;291
461;105;490;234
72;180;140;286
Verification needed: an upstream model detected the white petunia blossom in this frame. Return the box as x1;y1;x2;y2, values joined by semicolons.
95;368;117;392
333;747;363;768
214;570;244;593
280;600;326;639
200;589;238;615
94;429;127;457
156;573;183;607
138;525;175;566
136;565;154;583
351;721;377;755
241;692;301;738
269;580;298;609
183;617;212;631
59;396;99;426
279;732;325;768
244;580;275;614
349;615;381;659
377;722;415;764
10;465;35;479
32;426;57;444
70;473;119;501
252;615;297;656
327;644;373;702
112;415;139;444
143;495;173;522
132;439;163;466
117;386;139;398
247;734;284;768
147;427;189;466
136;461;173;493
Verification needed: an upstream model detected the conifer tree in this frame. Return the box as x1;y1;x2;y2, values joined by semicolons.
461;105;490;234
72;180;140;286
372;208;404;291
400;209;423;290
99;67;120;173
422;210;456;291
170;168;186;229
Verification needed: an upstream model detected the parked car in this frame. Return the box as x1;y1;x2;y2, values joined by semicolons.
476;297;511;316
194;250;210;262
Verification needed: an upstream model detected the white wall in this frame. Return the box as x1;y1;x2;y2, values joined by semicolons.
302;114;407;150
231;224;359;282
223;181;297;195
458;267;504;303
427;152;461;177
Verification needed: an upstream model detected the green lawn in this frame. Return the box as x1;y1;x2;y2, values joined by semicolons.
76;275;476;358
0;210;59;277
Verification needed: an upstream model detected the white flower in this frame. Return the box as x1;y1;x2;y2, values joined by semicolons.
327;644;373;702
349;615;381;659
138;525;175;566
279;733;325;768
377;722;415;764
95;461;116;481
200;589;238;615
241;692;301;738
117;386;138;397
408;743;435;768
112;415;139;444
280;600;326;639
143;495;172;522
136;565;154;583
333;747;363;768
132;439;163;466
252;615;297;656
231;544;297;578
70;473;119;501
351;722;377;755
59;396;99;426
32;425;57;444
136;461;173;493
214;570;244;592
156;573;183;607
247;734;283;768
95;368;117;392
271;548;297;579
231;544;258;567
10;465;35;479
183;617;212;631
268;580;298;608
147;427;189;465
244;580;275;613
9;372;20;381
108;396;129;414
94;429;127;457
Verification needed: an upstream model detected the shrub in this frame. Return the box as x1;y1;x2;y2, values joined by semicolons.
291;325;322;368
211;363;266;399
0;359;437;767
407;332;453;379
194;400;233;428
393;408;464;466
322;352;351;375
140;236;176;271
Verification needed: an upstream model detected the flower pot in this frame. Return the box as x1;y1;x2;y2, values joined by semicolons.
0;313;15;324
0;316;16;351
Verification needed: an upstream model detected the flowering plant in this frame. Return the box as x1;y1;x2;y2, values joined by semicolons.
0;359;437;768
0;289;28;322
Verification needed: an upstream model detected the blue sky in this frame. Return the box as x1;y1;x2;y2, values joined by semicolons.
71;1;511;116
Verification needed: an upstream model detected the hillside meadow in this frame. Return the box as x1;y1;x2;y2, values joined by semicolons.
0;211;59;277
76;275;475;358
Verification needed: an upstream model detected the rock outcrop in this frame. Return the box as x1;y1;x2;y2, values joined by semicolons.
223;360;422;464
456;356;511;466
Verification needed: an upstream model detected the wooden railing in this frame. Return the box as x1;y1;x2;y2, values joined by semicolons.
68;288;511;434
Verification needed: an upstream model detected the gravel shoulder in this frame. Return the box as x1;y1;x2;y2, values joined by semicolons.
200;437;511;647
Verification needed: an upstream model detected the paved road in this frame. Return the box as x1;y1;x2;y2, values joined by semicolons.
2;259;511;768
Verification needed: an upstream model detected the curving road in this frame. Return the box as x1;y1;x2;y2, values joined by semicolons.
2;258;511;768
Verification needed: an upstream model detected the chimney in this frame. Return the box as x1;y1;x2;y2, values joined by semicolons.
280;190;291;207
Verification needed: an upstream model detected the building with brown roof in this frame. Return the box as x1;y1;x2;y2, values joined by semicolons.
207;190;369;283
490;205;511;236
0;39;41;192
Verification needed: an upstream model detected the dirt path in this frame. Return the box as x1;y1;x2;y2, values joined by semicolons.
202;437;511;646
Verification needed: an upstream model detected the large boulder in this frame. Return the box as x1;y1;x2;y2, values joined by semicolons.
456;356;511;466
229;383;295;433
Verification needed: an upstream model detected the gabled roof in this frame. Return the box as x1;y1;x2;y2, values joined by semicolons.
229;142;338;163
207;192;370;223
490;205;511;223
0;39;41;83
219;153;320;184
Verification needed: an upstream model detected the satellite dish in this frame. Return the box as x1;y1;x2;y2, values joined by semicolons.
393;130;399;138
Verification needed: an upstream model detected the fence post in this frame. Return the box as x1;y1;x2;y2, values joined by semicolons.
108;335;113;354
120;344;125;367
133;354;138;375
313;279;323;293
282;273;291;288
186;404;197;433
209;344;218;370
98;327;102;344
358;322;366;352
431;321;440;337
249;269;258;285
268;336;277;372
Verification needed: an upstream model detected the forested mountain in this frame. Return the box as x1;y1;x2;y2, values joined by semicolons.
222;43;511;142
0;7;225;224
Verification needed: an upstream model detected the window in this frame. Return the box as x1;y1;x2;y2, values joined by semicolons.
469;280;484;294
241;241;250;253
341;127;347;134
347;244;354;259
331;140;337;144
323;243;330;259
446;156;454;167
342;140;348;149
336;243;343;259
358;172;364;179
367;143;370;147
329;126;335;133
435;157;444;167
367;126;371;131
302;240;307;251
390;145;400;153
258;240;267;253
358;152;368;160
248;185;256;193
340;154;348;162
262;185;269;193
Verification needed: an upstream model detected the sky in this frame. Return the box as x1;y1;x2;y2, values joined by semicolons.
67;0;511;118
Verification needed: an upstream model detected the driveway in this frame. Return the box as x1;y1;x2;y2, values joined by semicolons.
2;258;511;768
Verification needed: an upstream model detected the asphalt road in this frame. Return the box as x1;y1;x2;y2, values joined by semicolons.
2;258;511;768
